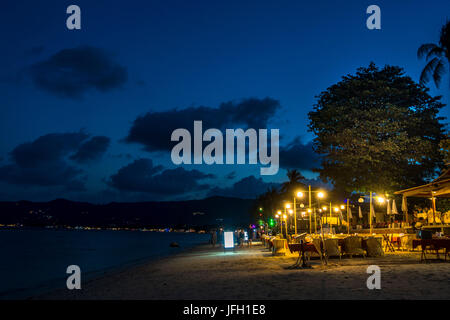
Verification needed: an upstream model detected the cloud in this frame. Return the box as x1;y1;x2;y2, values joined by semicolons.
279;137;320;171
107;158;214;196
28;46;127;98
208;175;279;199
124;97;281;152
0;132;109;190
225;171;236;180
70;136;110;163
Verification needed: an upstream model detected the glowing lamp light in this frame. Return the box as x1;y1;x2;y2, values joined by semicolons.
224;232;234;249
300;203;305;208
377;197;385;204
340;205;345;210
288;209;294;214
317;192;325;199
334;207;339;212
283;214;287;219
297;191;304;198
307;209;312;213
275;214;279;218
285;203;291;209
322;206;327;211
358;198;364;203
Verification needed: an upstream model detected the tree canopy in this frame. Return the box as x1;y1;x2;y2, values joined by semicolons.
308;63;446;194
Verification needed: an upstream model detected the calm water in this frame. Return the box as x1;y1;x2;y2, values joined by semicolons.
0;228;209;299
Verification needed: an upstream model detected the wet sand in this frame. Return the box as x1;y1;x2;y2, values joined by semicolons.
36;243;450;300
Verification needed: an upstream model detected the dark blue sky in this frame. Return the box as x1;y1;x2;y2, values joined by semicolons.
0;0;448;202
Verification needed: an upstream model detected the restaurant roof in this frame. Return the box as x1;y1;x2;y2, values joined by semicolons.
394;167;450;198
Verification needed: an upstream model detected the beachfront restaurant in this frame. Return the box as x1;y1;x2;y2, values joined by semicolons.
261;173;450;265
394;168;450;229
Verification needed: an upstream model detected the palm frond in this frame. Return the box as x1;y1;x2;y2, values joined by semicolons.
432;59;445;88
426;46;445;61
418;43;438;59
420;57;440;85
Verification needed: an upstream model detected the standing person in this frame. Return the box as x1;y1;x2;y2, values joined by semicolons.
210;229;217;247
218;228;223;247
239;229;245;247
248;227;253;247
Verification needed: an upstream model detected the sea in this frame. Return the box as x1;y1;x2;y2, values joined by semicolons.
0;227;210;299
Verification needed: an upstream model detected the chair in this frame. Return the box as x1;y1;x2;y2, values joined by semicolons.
400;234;416;251
365;237;384;257
343;236;366;258
272;238;287;256
324;238;341;260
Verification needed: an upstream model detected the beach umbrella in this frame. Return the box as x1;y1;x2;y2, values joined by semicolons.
401;195;408;213
387;200;392;215
392;199;398;215
370;202;375;222
338;209;344;222
358;206;363;218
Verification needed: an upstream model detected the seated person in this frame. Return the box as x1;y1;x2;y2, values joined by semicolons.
411;217;424;231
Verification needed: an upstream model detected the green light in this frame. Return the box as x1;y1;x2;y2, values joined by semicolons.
268;218;275;227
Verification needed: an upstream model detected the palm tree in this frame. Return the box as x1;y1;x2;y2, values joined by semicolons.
280;169;306;194
256;186;279;218
417;20;450;88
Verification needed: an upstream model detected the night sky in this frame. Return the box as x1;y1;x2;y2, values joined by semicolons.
0;0;449;202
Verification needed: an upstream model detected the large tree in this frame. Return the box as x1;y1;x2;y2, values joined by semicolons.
308;63;446;194
418;20;450;89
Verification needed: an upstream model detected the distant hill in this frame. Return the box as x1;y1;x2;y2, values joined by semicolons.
0;196;256;229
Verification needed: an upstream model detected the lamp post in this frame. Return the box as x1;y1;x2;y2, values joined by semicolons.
345;201;350;234
293;188;326;234
294;192;304;235
284;203;291;235
276;210;282;236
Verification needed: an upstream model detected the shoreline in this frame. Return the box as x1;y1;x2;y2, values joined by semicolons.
1;235;209;300
34;243;450;300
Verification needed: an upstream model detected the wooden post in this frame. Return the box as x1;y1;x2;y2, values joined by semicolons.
431;193;436;225
370;192;373;234
314;208;317;233
294;196;297;235
309;185;312;234
329;202;332;234
347;199;350;234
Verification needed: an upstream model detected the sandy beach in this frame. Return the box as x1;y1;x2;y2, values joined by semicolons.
36;243;450;300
